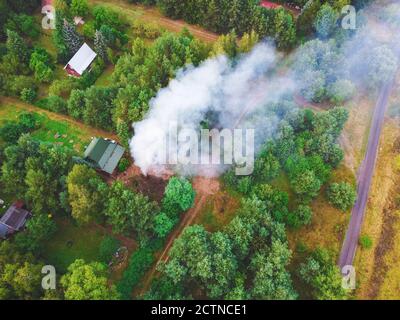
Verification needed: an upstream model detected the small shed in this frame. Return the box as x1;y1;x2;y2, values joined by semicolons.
84;138;125;174
260;1;282;9
64;43;97;77
0;202;32;239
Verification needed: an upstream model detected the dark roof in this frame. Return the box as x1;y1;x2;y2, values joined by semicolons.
0;224;8;239
84;138;125;174
0;204;31;231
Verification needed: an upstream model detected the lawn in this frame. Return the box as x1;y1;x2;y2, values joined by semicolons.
42;218;107;273
0;104;90;152
0;99;118;152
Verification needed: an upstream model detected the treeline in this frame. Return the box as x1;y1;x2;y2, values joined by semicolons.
131;0;296;49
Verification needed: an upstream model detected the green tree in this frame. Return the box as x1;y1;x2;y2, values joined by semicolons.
15;214;57;253
327;182;356;211
70;0;89;17
105;181;159;242
314;4;338;39
66;164;106;224
299;248;347;300
61;259;119;300
62;19;83;56
162;177;196;217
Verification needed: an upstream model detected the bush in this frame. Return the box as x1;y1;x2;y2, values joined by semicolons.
99;236;121;263
20;88;37;103
0;112;39;143
287;205;313;229
118;158;130;173
6;75;37;97
36;95;67;114
359;235;373;249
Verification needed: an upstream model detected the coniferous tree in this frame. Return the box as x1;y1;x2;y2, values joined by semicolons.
94;29;107;61
62;19;83;56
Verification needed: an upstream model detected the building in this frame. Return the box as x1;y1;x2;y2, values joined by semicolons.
64;43;97;77
0;202;31;239
260;1;282;9
84;138;125;174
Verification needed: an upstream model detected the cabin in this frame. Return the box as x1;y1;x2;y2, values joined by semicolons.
260;1;282;9
84;137;125;174
0;202;31;239
64;43;97;77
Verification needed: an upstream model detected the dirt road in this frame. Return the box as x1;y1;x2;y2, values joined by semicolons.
88;0;218;43
338;77;397;269
136;177;219;296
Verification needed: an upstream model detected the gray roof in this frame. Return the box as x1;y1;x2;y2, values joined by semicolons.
0;204;31;233
64;43;97;76
0;223;8;239
84;138;125;174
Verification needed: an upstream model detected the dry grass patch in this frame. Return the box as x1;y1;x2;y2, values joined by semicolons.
355;119;400;299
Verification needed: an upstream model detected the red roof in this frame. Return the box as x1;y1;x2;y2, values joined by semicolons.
260;1;282;9
65;64;81;77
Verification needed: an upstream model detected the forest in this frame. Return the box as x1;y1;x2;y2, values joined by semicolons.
0;0;398;302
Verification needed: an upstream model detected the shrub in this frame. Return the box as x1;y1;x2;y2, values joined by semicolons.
37;95;68;113
99;236;121;263
118;158;130;172
359;235;373;249
20;88;37;103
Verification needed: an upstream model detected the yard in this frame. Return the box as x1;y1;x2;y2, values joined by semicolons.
42;218;107;273
0;97;118;152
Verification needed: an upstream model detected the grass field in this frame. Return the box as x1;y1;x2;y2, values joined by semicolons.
42;218;107;273
0;97;118;151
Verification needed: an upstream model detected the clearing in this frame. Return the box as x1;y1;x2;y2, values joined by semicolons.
0;97;118;152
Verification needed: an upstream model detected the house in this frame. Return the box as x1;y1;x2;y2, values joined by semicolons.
64;43;97;77
260;1;282;9
74;16;85;26
84;138;125;174
0;202;32;239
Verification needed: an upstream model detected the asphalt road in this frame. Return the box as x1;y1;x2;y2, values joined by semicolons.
338;77;396;270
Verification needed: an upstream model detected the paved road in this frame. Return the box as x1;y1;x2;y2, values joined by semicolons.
338;77;396;270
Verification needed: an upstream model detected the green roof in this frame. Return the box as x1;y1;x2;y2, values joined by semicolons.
84;138;125;174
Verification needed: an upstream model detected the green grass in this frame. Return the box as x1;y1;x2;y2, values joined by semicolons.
0;104;92;152
95;65;115;86
42;218;107;273
31;113;91;152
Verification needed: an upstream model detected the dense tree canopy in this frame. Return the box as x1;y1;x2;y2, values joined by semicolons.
61;259;119;300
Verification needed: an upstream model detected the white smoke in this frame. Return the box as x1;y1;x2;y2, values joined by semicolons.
130;42;297;176
130;2;400;177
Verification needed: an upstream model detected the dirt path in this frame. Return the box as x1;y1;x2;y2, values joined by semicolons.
88;0;218;43
135;177;219;297
0;96;118;141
